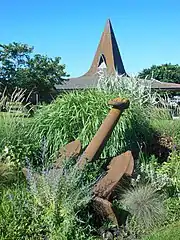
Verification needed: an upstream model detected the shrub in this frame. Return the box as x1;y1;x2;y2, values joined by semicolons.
157;151;180;196
0;164;95;240
120;184;165;229
135;152;180;230
137;151;180;197
164;197;180;223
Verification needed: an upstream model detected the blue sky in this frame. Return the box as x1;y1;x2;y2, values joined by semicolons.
1;0;180;77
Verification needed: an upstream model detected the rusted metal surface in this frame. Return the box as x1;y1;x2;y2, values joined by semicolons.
93;197;118;226
77;98;130;168
92;151;134;225
54;140;81;168
93;151;134;199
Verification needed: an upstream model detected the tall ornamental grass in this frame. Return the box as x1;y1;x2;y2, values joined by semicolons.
97;70;158;106
30;88;153;159
0;88;37;169
0;88;31;148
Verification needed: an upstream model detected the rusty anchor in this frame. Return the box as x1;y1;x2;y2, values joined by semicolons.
54;97;134;225
23;97;134;226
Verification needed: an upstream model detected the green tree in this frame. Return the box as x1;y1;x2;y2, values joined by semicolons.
0;42;33;90
138;63;180;84
0;42;69;101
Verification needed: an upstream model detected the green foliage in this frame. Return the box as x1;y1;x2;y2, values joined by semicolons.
0;161;16;187
0;164;95;240
0;42;69;101
0;89;40;168
0;110;38;167
156;151;180;195
136;152;180;234
164;197;180;223
19;54;69;101
29;89;153;159
138;63;180;83
144;221;180;240
0;43;33;90
0;74;180;238
151;119;180;146
120;184;165;229
138;151;180;197
150;107;172;121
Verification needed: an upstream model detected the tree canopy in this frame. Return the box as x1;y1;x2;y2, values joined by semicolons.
0;42;69;102
138;63;180;84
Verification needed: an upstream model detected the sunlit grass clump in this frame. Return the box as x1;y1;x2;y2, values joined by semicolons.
30;89;153;158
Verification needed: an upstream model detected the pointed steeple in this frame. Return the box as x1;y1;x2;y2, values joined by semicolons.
56;19;180;92
85;19;126;76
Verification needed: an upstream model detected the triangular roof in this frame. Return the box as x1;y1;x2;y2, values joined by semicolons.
56;19;126;90
84;19;126;76
56;19;180;92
